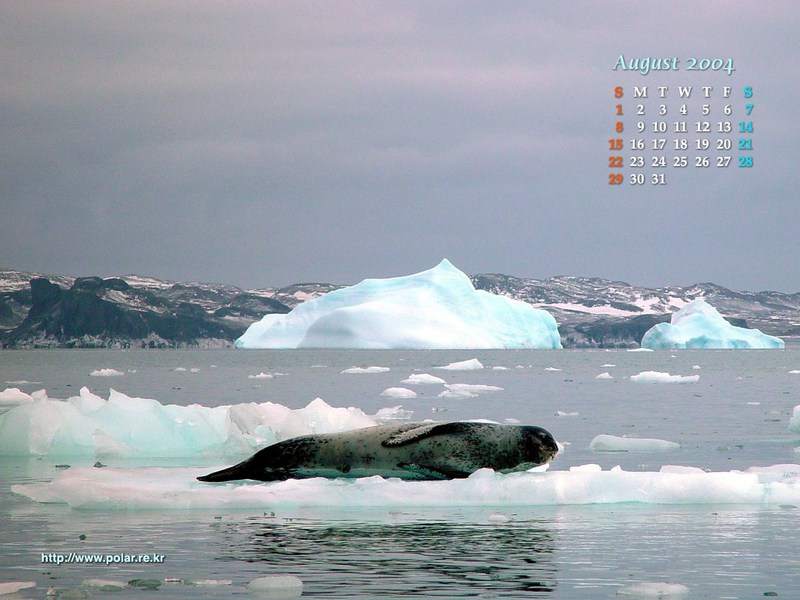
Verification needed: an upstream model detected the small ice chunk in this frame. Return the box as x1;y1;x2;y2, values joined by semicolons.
596;372;613;380
627;348;653;352
602;363;616;367
691;365;702;370
248;372;274;379
555;411;579;417
89;369;124;377
488;512;511;523
435;358;484;371
374;406;414;420
789;369;800;374
590;434;680;452
401;373;446;385
437;383;503;398
248;575;303;597
617;582;689;597
492;366;509;371
380;387;417;398
0;582;35;595
341;366;390;374
83;579;127;590
630;371;699;384
544;367;561;372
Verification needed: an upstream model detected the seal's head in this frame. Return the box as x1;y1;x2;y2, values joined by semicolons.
521;425;559;464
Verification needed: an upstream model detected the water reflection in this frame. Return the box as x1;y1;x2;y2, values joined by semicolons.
216;515;558;598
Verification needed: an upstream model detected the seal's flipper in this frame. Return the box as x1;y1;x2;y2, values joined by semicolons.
382;422;473;447
197;459;255;482
397;462;464;480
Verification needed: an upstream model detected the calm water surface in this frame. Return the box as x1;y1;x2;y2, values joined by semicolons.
1;348;799;598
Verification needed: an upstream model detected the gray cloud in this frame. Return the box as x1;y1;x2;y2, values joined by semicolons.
2;1;798;291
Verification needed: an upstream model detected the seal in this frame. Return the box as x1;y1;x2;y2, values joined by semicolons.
197;421;559;482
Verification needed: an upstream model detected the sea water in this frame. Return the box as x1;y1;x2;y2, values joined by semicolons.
1;347;799;598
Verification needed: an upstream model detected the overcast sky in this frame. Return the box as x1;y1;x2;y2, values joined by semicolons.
2;1;798;291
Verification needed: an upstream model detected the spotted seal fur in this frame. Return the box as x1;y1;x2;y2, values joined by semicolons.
197;421;558;482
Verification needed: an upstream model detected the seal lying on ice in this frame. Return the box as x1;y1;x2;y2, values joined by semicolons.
197;421;559;482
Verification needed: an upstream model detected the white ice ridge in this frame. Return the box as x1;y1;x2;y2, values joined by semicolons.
640;299;784;349
236;259;562;349
13;464;800;510
0;387;376;458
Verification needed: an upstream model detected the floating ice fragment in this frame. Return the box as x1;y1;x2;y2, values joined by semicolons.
630;371;699;384
492;366;509;371
401;373;446;385
617;582;689;597
602;364;616;368
692;365;702;370
488;512;511;523
627;348;653;352
380;387;417;399
789;369;800;374
83;579;127;590
248;575;303;598
341;366;390;374
89;369;124;377
544;367;561;372
556;411;579;417
248;372;274;379
590;434;681;452
435;358;484;371
374;406;414;420
0;582;35;596
596;372;613;380
437;383;503;399
641;299;784;349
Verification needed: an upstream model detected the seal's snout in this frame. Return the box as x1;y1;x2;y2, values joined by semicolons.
526;427;559;463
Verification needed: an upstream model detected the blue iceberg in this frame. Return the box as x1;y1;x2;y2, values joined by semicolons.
236;259;562;349
640;299;784;349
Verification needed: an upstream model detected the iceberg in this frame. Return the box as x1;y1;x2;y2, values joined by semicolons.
640;299;784;349
236;260;562;349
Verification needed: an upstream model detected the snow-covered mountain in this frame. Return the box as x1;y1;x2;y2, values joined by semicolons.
1;268;798;348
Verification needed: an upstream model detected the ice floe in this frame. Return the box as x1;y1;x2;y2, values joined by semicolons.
401;373;446;385
437;383;503;399
434;358;484;371
0;388;377;458
12;463;800;510
89;368;124;377
341;366;390;374
590;434;681;452
380;387;417;398
630;371;699;384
